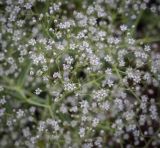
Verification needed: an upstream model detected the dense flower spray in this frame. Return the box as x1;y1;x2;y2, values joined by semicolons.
0;0;160;147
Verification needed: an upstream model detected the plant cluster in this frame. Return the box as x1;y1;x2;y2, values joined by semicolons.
0;0;160;147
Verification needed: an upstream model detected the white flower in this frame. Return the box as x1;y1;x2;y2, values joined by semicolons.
120;24;128;31
0;108;5;117
106;79;114;87
16;109;24;119
104;55;112;63
93;89;108;101
35;88;42;95
92;118;100;127
79;127;85;137
64;82;76;91
101;101;110;111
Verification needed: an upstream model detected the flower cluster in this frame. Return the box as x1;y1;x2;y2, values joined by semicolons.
0;0;160;147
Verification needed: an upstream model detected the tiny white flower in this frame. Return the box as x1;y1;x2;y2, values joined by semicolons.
35;88;42;95
120;24;128;31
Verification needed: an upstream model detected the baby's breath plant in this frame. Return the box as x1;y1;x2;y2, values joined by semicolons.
0;0;160;147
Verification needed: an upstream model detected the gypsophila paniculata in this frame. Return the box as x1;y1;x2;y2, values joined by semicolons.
0;0;160;147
